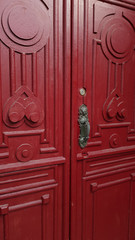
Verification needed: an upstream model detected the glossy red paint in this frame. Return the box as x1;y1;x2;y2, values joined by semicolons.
71;0;135;240
0;0;135;239
0;0;71;239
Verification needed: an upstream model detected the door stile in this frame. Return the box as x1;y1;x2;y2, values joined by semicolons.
62;0;71;239
71;1;84;239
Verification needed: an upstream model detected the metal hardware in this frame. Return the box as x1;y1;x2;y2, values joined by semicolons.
80;88;86;96
78;104;90;148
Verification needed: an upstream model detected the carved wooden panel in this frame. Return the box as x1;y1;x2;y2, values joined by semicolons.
82;172;135;240
0;165;63;240
0;0;71;170
0;0;51;53
72;0;135;159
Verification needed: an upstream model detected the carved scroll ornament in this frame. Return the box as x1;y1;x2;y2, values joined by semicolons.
3;87;44;128
103;90;127;122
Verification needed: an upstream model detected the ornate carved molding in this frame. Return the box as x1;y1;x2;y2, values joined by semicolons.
99;0;135;10
3;86;44;128
0;0;51;53
16;143;34;162
100;15;134;64
103;89;127;122
109;133;121;148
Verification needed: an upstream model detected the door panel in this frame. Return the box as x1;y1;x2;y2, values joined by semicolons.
72;0;135;156
84;171;135;240
0;0;71;239
0;0;70;166
71;0;135;239
0;165;62;240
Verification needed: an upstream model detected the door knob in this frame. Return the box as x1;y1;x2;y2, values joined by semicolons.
78;104;90;148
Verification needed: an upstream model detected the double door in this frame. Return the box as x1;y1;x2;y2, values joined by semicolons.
0;0;135;239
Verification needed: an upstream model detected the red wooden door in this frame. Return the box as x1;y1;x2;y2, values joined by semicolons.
71;0;135;240
0;0;71;240
0;0;135;240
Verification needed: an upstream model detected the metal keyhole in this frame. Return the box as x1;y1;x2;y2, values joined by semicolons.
80;88;86;96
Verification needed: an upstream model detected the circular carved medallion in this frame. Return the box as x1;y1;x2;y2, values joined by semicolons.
8;6;39;40
100;17;134;63
16;143;34;162
109;134;120;148
0;0;51;53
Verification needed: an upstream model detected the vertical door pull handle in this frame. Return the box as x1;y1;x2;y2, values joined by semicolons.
78;104;90;148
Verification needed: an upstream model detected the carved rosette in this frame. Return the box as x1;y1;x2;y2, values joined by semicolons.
109;134;120;148
3;87;44;128
103;90;127;122
16;143;34;162
100;16;134;63
0;0;51;53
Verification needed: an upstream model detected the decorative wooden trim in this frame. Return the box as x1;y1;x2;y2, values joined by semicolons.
0;204;9;240
131;173;135;181
0;183;57;200
8;194;50;212
83;166;135;181
0;156;65;175
42;194;50;205
99;0;135;10
77;145;135;161
9;200;42;212
86;161;135;177
0;152;9;159
0;204;9;215
91;176;131;192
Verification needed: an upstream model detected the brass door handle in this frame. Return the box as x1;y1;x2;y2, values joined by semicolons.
78;104;90;148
